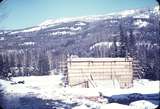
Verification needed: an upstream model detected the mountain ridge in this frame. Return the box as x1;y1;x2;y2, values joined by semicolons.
1;5;158;34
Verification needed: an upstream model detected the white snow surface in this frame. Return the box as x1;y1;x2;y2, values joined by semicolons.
130;100;158;109
39;8;138;27
39;15;111;27
51;31;76;36
49;27;81;36
39;6;157;27
119;10;136;17
10;26;43;34
0;76;159;97
19;41;35;46
20;26;42;32
0;75;159;109
90;42;120;50
0;37;5;41
134;20;149;28
153;6;159;14
134;14;150;19
75;22;86;26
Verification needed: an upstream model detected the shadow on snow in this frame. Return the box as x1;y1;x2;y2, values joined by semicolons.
0;95;77;109
105;93;160;106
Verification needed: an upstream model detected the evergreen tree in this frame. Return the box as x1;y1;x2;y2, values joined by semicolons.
24;50;32;76
154;14;160;80
0;55;11;78
9;54;16;67
128;29;136;57
0;54;3;77
38;53;50;75
112;37;118;57
119;23;128;57
16;53;24;76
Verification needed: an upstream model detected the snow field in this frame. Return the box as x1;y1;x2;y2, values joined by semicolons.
0;75;159;109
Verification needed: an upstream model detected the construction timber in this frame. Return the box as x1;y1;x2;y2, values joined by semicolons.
67;57;133;88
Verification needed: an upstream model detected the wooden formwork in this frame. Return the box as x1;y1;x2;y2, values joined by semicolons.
67;58;133;88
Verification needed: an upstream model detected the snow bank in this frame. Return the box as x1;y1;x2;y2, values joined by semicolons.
130;100;158;109
0;75;159;109
99;79;160;97
73;102;158;109
100;103;132;109
0;75;63;99
0;76;159;98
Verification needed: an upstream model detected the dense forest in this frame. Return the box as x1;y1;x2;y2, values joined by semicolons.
0;6;159;80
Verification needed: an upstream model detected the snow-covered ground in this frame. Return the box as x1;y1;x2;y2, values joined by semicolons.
0;75;159;109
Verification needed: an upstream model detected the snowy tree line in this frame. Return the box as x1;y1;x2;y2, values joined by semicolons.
0;46;69;79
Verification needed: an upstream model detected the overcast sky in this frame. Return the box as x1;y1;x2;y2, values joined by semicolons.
0;0;157;29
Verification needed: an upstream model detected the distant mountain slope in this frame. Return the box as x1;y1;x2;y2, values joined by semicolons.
0;6;157;34
0;6;158;53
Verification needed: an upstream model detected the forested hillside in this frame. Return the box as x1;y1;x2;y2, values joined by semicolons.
0;6;159;80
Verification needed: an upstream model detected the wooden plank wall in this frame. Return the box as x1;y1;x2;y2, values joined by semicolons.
67;58;133;88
